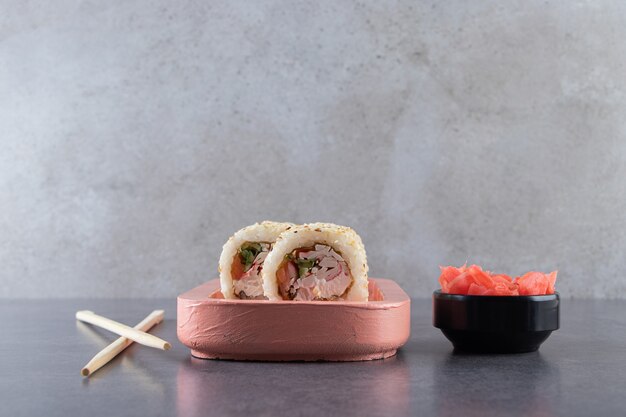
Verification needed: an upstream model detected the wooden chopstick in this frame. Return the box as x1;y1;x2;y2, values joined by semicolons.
76;310;172;351
80;310;166;377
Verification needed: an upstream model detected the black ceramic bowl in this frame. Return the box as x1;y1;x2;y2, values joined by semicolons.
433;290;560;353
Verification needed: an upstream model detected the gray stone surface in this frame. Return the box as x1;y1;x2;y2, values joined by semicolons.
2;2;626;298
2;298;625;416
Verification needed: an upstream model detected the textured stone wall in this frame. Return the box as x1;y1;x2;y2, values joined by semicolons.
2;1;625;298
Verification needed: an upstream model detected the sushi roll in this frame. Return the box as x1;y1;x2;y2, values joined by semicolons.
262;223;369;301
219;221;294;299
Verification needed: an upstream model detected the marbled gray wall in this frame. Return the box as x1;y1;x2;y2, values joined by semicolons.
1;1;625;298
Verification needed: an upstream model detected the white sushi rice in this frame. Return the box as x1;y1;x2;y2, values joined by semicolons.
219;221;294;299
262;222;369;301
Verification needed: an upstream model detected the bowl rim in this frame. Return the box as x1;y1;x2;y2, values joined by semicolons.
433;289;560;302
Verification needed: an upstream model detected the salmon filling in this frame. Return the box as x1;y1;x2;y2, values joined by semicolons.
231;242;271;299
277;244;352;301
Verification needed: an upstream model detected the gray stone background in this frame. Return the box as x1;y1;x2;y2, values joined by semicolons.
1;1;625;299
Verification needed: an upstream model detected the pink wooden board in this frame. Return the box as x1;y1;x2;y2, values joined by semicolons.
177;278;411;361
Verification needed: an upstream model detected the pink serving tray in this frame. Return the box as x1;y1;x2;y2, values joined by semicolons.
177;278;411;361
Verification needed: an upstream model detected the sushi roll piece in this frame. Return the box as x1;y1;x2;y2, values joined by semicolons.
262;223;369;301
219;221;294;299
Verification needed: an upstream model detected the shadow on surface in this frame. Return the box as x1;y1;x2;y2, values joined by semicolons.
176;352;412;416
432;351;561;417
